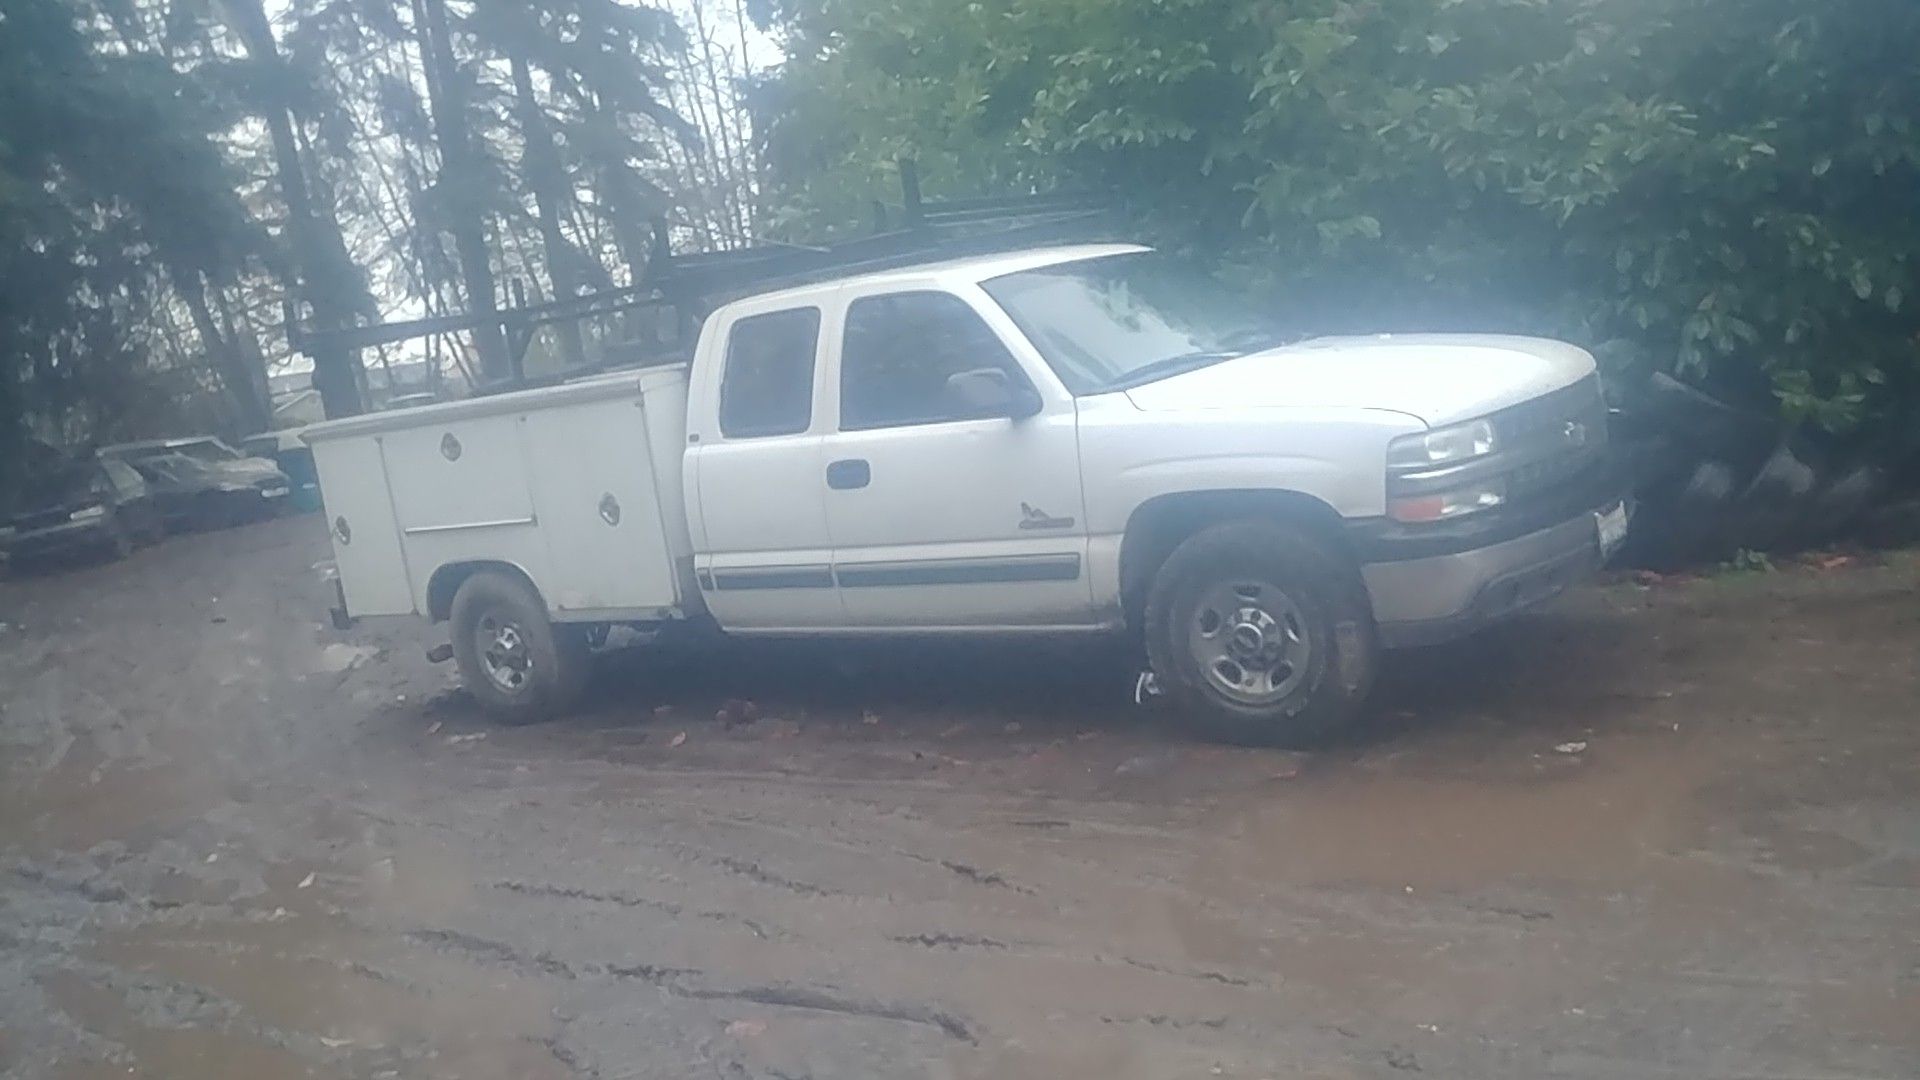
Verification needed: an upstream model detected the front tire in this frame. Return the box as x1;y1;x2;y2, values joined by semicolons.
106;521;135;560
1143;520;1377;745
449;571;590;723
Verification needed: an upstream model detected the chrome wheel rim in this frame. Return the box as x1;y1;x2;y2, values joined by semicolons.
477;613;533;694
1188;580;1312;706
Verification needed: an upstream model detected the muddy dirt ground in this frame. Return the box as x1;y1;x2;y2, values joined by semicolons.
2;515;1916;1079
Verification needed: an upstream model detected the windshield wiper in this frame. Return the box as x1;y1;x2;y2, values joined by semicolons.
1098;350;1242;392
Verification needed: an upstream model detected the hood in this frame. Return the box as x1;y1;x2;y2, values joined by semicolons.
179;457;287;487
208;456;287;482
149;455;287;492
1122;334;1597;427
6;471;103;525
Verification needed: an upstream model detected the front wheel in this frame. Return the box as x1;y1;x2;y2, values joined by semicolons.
1143;520;1378;745
449;571;590;723
106;520;135;560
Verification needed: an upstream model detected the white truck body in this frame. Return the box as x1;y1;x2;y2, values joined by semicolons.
307;242;1627;739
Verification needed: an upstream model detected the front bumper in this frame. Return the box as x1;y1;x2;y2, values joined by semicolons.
226;485;291;511
1359;498;1630;648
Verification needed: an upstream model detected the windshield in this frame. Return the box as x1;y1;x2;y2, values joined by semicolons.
980;252;1294;394
135;452;217;483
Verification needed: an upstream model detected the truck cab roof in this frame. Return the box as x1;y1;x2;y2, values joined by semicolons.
99;436;237;454
728;242;1149;310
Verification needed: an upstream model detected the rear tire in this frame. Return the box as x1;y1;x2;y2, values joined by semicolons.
1143;520;1377;745
449;571;590;723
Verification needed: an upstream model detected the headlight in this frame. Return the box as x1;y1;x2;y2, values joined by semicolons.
1385;417;1505;523
1387;419;1497;470
1389;479;1507;523
69;504;108;522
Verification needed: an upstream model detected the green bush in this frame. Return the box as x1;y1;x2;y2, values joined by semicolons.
760;0;1920;436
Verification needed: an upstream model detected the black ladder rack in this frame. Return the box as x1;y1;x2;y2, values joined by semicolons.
286;164;1115;399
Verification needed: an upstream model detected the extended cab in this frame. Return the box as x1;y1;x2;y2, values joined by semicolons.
307;244;1628;743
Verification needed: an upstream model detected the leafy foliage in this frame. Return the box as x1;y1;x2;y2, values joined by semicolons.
761;0;1920;436
2;0;758;461
0;0;257;496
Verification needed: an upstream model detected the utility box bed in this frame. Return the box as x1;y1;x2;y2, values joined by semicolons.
306;367;693;623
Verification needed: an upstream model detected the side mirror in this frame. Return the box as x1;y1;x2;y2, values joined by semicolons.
945;367;1043;420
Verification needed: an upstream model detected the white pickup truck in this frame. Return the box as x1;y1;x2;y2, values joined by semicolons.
307;243;1628;743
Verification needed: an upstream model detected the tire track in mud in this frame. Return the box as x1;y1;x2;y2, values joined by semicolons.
417;784;1298;1016
485;844;1280;1003
887;933;1008;951
489;879;783;940
678;984;974;1044
572;779;1233;912
403;924;978;1043
405;928;577;979
709;854;839;898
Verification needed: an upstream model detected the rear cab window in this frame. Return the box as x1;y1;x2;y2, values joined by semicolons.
718;307;821;438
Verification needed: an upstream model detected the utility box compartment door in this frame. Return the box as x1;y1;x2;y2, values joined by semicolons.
311;435;414;617
382;414;548;618
524;396;680;617
382;418;536;532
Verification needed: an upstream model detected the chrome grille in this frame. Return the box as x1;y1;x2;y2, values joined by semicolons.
1492;376;1607;506
1491;375;1607;446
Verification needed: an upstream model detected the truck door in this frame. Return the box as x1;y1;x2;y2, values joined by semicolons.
818;288;1094;628
687;303;845;630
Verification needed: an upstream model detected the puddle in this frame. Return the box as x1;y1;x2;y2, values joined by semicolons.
39;969;339;1080
52;1029;334;1080
0;731;220;856
1201;731;1721;893
87;916;568;1079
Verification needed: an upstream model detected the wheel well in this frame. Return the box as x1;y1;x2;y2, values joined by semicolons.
1118;490;1352;632
426;560;538;623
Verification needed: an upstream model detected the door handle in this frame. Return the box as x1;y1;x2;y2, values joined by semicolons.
826;459;871;490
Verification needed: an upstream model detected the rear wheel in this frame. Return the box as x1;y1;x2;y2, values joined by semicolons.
449;571;590;722
1143;520;1377;745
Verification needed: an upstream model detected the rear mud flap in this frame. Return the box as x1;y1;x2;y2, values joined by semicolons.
1334;619;1369;694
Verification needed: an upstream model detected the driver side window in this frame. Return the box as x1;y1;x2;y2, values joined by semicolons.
838;291;1028;431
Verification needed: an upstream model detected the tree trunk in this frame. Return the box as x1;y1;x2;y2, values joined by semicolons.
174;269;269;433
688;0;748;242
509;47;587;367
414;0;510;379
731;0;762;238
577;96;657;284
218;0;364;418
217;288;277;429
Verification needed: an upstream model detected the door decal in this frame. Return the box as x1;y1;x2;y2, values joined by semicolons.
1017;502;1076;531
